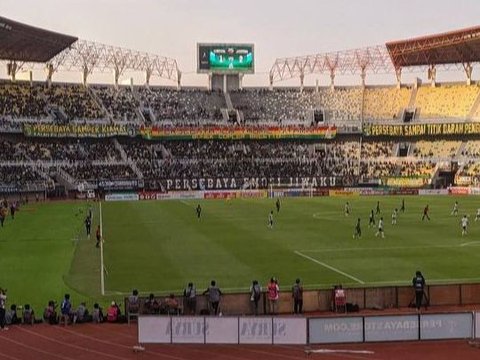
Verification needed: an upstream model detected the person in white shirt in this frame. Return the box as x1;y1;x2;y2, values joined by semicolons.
475;208;480;222
375;217;385;238
391;208;398;225
461;215;469;236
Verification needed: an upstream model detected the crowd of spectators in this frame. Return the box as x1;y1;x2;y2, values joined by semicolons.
63;164;136;182
0;83;48;119
0;166;44;187
1;134;479;188
93;86;139;122
139;87;225;122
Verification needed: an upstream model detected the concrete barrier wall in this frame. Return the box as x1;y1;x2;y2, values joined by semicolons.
126;283;480;316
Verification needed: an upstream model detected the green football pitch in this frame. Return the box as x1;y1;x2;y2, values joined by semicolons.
1;195;480;311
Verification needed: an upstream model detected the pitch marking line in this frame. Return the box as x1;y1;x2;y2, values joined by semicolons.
294;250;365;284
460;241;480;247
299;242;480;253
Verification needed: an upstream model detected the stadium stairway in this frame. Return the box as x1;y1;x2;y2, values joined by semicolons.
407;86;418;110
113;138;144;179
55;167;78;190
224;91;234;111
88;87;113;122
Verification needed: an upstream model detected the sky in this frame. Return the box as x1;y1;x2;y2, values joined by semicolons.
2;0;480;87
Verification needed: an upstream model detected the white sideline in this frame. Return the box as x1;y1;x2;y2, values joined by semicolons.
100;202;105;296
294;250;365;284
298;242;480;253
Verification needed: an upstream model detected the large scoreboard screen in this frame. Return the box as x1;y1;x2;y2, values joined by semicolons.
197;43;254;73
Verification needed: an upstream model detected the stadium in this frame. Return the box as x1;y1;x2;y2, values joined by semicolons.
2;3;480;359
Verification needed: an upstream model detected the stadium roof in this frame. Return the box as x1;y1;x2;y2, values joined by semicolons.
0;16;78;63
386;25;480;69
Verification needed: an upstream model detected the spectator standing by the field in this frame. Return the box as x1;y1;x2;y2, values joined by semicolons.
375;217;385;238
183;282;197;315
422;205;430;221
60;294;73;324
0;289;8;330
292;278;303;314
353;218;361;239
412;271;426;311
85;216;92;239
249;280;262;316
203;280;222;315
267;277;279;315
128;289;140;315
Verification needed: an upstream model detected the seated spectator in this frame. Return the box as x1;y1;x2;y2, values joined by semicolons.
73;302;90;323
43;300;58;324
92;303;103;323
5;304;19;325
22;304;35;325
106;301;120;323
144;293;160;314
164;294;180;315
128;289;140;314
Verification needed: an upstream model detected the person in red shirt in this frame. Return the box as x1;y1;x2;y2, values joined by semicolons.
267;277;279;315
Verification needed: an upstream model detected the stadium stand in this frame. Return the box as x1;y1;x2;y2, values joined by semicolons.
414;85;480;119
363;87;411;120
93;86;140;122
0;82;48;119
44;84;104;121
413;140;461;159
318;88;362;122
230;88;316;124
139;87;225;123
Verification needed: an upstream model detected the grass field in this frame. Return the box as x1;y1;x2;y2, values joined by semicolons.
1;195;480;312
